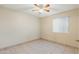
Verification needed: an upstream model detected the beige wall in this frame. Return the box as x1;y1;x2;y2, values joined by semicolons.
78;9;79;53
40;8;79;48
0;7;40;48
77;48;79;53
78;8;79;40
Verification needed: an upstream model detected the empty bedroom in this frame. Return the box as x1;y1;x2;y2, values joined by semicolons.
0;4;79;54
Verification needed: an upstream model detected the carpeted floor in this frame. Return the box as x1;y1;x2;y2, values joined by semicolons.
0;39;76;54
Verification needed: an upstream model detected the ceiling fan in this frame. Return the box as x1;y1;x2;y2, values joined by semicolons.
32;4;50;14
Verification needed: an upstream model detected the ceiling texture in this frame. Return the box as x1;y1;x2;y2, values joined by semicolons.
0;4;79;17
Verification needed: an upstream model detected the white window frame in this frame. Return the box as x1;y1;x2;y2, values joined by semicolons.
52;16;69;33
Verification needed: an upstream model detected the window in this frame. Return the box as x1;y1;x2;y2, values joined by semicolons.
52;16;69;33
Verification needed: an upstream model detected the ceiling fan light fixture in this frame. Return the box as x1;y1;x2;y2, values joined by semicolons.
33;4;51;14
39;9;43;12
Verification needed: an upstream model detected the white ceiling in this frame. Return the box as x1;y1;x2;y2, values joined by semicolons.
0;4;79;17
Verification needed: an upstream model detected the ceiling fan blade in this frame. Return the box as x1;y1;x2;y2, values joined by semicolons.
34;4;40;7
32;9;39;11
45;4;50;8
32;10;36;11
44;9;50;12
